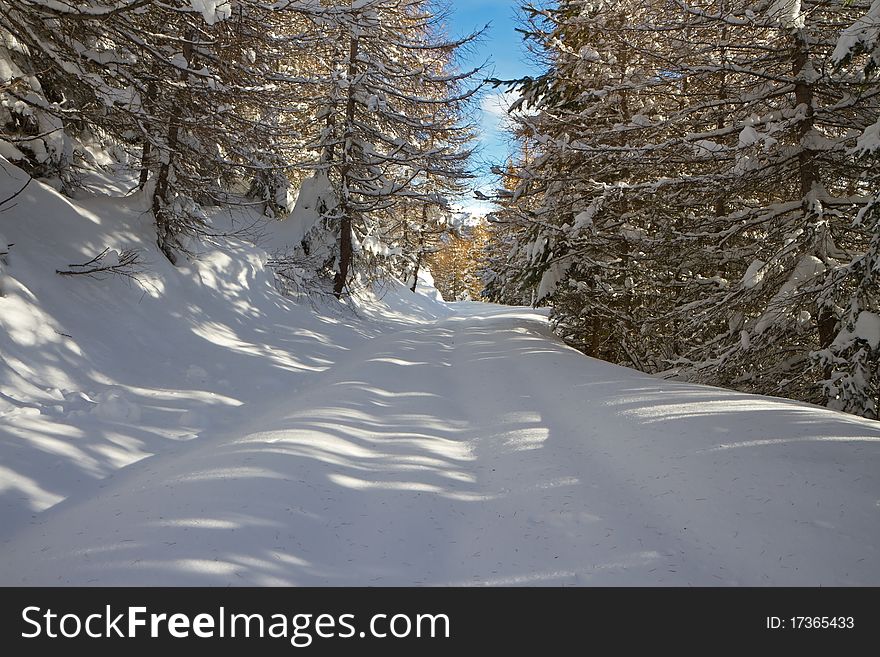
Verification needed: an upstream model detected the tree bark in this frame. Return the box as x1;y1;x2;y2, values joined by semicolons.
152;36;193;264
151;106;181;264
792;33;818;200
138;80;157;189
410;204;428;293
333;34;359;299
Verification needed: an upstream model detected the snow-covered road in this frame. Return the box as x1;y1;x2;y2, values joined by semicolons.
2;304;879;586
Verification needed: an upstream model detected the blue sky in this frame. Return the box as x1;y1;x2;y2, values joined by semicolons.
445;1;540;214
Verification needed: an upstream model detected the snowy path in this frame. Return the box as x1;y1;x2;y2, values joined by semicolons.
2;304;879;585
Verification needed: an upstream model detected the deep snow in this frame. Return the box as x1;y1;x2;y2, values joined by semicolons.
2;161;880;586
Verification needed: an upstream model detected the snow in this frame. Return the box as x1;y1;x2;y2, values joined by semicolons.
0;250;5;278
189;0;233;25
91;389;142;423
536;257;571;301
692;139;724;158
282;173;337;247
360;234;398;257
2;161;880;586
856;117;880;155
832;0;880;65
855;311;880;350
755;255;826;334
741;259;765;289
572;201;601;234
0;56;16;84
578;46;600;62
0;139;24;161
768;0;806;30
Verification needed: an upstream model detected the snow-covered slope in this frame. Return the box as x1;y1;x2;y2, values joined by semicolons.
2;163;880;585
0;161;446;537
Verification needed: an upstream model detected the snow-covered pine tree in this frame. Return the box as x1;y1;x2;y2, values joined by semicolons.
0;0;127;187
814;0;880;417
497;0;880;416
483;155;544;306
1;1;300;262
396;192;454;294
396;41;479;294
290;0;482;298
642;0;880;413
492;0;678;366
113;1;300;261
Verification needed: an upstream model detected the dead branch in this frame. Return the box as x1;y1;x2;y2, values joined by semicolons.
0;177;32;212
55;247;155;295
57;248;140;276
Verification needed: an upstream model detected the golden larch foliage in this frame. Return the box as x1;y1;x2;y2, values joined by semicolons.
425;221;491;301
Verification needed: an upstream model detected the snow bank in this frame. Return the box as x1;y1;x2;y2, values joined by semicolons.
0;158;447;536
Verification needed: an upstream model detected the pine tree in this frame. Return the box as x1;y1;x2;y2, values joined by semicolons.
290;0;482;298
1;1;300;262
497;0;880;415
483;156;542;306
815;0;880;417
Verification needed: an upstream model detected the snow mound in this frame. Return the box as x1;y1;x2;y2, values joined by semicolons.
91;390;141;422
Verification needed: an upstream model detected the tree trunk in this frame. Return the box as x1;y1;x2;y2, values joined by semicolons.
139;140;152;189
152;107;181;264
410;250;423;293
333;34;360;299
791;34;836;381
715;20;728;218
152;36;193;264
138;80;158;189
333;212;353;298
793;33;818;200
410;204;427;293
